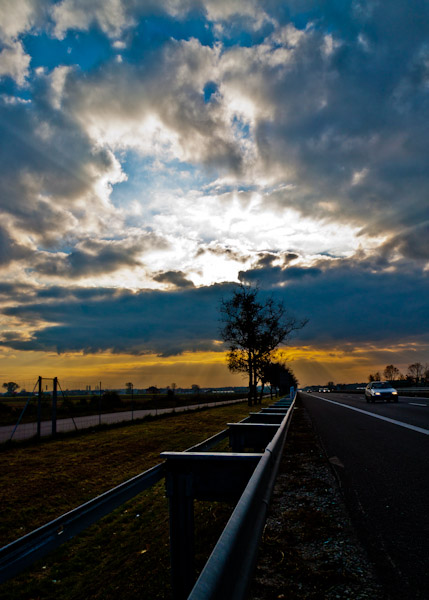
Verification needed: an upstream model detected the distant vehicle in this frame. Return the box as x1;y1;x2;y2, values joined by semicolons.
318;388;330;393
365;381;398;403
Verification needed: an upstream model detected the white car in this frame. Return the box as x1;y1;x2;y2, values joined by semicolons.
365;381;399;403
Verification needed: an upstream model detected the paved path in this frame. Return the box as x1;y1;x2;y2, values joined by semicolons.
1;398;247;443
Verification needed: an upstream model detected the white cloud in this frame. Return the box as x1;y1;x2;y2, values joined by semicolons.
0;40;31;85
49;65;73;110
0;0;44;42
203;0;269;25
52;0;133;39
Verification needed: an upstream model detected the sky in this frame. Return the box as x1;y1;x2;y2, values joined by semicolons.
0;0;428;390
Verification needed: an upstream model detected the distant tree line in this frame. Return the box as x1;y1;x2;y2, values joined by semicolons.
368;362;429;386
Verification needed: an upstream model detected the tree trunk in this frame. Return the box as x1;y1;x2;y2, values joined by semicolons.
252;356;258;405
248;352;253;406
259;381;265;404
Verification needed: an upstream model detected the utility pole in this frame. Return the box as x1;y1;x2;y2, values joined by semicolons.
52;377;58;436
37;376;42;439
99;381;102;425
131;383;134;421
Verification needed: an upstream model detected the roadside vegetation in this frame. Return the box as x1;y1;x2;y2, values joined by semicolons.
1;400;264;600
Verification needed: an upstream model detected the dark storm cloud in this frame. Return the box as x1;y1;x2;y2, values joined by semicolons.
379;222;429;261
33;234;166;278
239;264;322;286
0;281;36;304
0;284;231;355
153;270;195;288
1;258;428;356
277;264;429;349
0;225;30;265
254;252;278;269
250;251;300;273
238;256;429;349
196;245;249;263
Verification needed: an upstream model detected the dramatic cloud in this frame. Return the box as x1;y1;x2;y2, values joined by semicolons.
1;1;428;385
0;285;226;355
1;258;428;359
153;270;195;289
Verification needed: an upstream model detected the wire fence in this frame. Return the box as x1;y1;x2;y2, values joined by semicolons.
0;397;250;443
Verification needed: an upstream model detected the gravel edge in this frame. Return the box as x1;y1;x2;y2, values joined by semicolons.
249;401;390;600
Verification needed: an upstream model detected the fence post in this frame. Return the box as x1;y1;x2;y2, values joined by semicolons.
165;471;195;600
99;382;102;426
37;376;42;439
52;377;58;436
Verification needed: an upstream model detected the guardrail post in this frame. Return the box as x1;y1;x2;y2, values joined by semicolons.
165;470;195;600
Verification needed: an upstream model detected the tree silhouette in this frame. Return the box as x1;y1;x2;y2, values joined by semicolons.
219;284;307;406
368;372;381;382
407;362;424;384
263;361;298;400
2;382;19;395
383;365;400;381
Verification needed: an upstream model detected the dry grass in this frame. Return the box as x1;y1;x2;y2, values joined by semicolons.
1;400;264;600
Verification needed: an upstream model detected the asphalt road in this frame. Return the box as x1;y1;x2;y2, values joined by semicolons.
299;391;429;600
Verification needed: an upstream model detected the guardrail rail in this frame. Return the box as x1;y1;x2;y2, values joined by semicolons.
0;394;296;599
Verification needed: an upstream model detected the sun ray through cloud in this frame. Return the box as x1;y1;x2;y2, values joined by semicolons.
1;1;428;387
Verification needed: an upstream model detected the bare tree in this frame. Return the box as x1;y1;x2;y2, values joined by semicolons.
219;284;307;406
368;372;381;382
407;362;424;384
2;382;19;395
383;364;400;381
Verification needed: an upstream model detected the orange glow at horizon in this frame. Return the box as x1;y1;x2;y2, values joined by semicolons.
0;343;423;390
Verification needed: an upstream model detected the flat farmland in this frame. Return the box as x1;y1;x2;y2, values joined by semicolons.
1;400;259;600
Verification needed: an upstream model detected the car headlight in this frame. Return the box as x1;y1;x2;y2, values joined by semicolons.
392;391;397;395
375;392;381;395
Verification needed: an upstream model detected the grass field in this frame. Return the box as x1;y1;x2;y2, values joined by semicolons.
0;391;248;426
1;399;270;600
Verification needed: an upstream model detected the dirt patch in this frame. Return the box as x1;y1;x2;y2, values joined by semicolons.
250;401;389;600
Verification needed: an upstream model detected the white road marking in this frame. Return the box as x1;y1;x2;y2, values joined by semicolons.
409;403;428;407
307;395;429;436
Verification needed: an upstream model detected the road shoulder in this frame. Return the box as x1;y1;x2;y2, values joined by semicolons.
250;400;389;599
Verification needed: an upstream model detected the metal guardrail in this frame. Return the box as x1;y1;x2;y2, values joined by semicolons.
187;396;295;600
0;395;296;598
0;463;165;583
0;426;229;584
